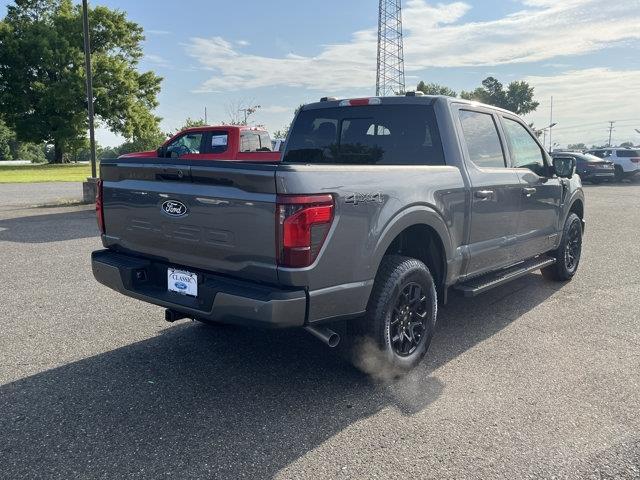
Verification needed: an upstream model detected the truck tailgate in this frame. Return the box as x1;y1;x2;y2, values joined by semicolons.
100;158;279;284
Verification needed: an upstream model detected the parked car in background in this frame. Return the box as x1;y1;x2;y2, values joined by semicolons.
552;151;615;183
119;126;281;162
585;147;640;181
271;138;286;152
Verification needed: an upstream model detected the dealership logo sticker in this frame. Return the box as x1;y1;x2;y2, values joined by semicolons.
162;200;188;217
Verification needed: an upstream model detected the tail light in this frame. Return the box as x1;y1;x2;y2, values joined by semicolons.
96;179;105;234
276;194;334;268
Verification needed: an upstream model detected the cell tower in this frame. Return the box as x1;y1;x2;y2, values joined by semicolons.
376;0;406;96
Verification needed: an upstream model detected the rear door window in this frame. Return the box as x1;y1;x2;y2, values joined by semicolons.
283;105;445;165
617;150;640;157
458;110;506;168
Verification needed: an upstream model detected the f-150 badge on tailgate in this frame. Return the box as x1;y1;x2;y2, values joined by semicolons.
162;200;188;217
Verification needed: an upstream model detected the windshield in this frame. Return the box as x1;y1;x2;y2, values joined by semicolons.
283;104;445;165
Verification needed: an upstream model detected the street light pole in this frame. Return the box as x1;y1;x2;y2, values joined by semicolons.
82;0;97;179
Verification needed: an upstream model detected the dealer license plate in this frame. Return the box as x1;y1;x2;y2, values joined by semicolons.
167;268;198;297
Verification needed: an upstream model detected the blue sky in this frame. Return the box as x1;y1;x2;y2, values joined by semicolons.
2;0;639;148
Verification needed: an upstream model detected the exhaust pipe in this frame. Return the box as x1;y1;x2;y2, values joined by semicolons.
304;325;340;348
165;309;189;323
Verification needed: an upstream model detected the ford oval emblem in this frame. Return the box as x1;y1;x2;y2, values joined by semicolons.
174;282;188;290
162;200;187;217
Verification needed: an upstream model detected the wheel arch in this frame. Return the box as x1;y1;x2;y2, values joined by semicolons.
370;207;452;297
566;195;585;232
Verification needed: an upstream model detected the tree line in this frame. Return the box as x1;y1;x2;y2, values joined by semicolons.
416;77;539;116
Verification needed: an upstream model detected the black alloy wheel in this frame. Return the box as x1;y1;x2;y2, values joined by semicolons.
390;282;429;357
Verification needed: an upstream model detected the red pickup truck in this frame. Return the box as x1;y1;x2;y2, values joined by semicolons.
119;125;281;162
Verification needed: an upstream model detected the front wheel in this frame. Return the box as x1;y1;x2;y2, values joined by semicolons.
353;255;437;373
541;213;583;281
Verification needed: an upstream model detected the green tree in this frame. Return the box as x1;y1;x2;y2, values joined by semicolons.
0;0;162;163
619;141;634;148
113;129;166;156
461;77;539;115
567;143;587;150
0;119;15;160
16;141;46;162
175;117;206;133
416;81;457;97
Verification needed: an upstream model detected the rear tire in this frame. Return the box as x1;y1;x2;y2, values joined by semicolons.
614;165;624;182
350;255;437;374
541;213;583;281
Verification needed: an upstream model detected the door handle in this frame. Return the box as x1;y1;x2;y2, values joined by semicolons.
522;187;537;197
474;189;494;200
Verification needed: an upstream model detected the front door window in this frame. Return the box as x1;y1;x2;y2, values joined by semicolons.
502;119;546;175
166;133;203;158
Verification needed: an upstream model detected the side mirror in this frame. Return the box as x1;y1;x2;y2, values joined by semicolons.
156;146;167;158
552;157;575;179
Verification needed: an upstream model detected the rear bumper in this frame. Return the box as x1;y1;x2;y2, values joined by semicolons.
580;171;615;181
91;249;306;328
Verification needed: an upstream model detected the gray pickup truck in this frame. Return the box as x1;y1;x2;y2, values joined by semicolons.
92;95;584;371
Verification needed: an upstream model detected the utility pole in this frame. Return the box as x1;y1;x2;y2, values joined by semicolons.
607;121;616;147
548;95;553;153
82;0;96;179
376;0;405;96
204;107;208;125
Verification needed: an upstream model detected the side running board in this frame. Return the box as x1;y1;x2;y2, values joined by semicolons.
454;256;556;297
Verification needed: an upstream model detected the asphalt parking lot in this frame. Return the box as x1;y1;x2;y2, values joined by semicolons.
1;182;639;479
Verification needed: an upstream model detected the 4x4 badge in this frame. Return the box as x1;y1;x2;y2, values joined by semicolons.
345;192;384;205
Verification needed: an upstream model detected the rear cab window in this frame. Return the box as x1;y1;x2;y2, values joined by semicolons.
258;132;273;151
240;132;260;152
283;104;445;165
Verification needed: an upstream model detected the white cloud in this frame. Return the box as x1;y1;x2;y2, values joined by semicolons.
525;68;640;147
143;54;171;68
185;0;640;92
260;105;294;114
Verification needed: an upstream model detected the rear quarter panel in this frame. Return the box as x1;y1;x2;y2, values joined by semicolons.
275;164;467;320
